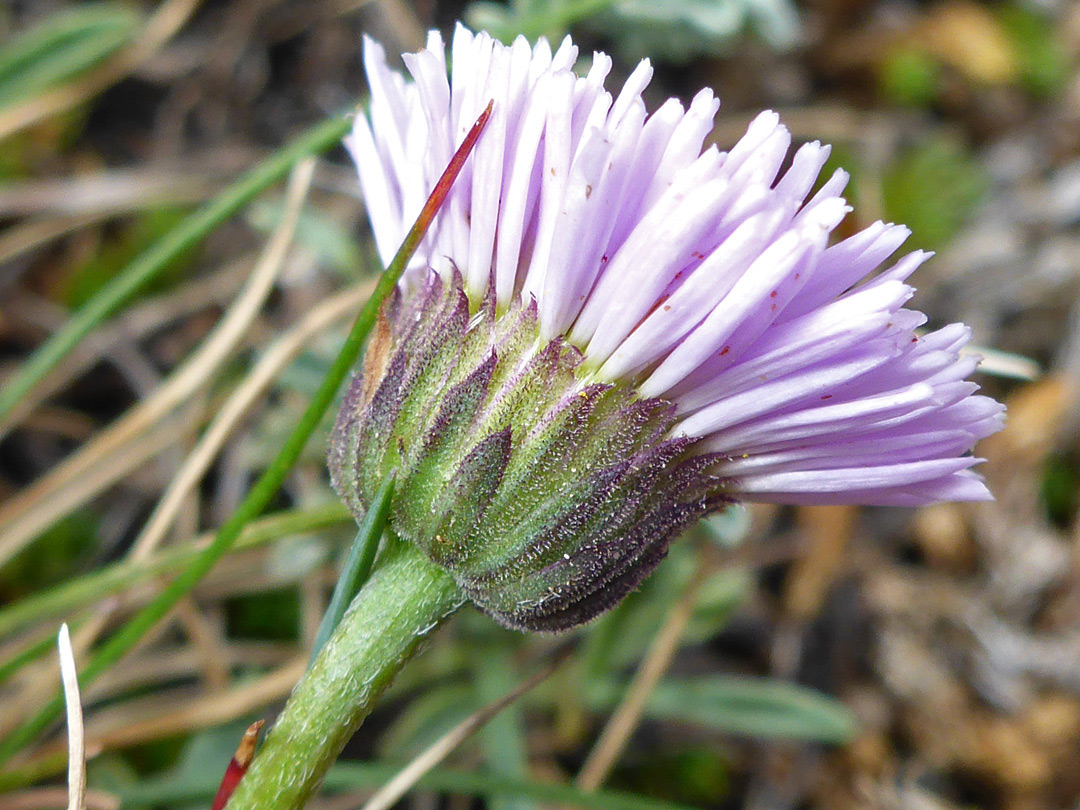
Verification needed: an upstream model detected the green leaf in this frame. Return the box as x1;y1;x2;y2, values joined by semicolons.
582;543;748;673
0;4;139;107
882;136;986;250
378;682;477;759
613;748;730;806
61;206;194;309
585;0;800;63
0;631;60;686
466;0;618;42
474;635;535;810
685;568;750;643
697;505;752;549
310;471;396;664
0;511;97;600
995;2;1069;97
91;720;261;809
246;199;366;277
226;587;301;642
878;47;941;107
111;762;707;810
589;675;858;744
1042;453;1079;529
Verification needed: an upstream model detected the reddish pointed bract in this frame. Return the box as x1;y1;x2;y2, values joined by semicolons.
211;720;264;810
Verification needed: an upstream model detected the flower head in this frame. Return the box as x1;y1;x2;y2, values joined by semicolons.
331;26;1005;630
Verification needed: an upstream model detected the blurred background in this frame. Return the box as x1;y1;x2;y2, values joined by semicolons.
1;1;1079;808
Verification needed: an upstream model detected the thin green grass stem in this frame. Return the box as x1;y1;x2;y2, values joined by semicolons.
0;502;351;643
113;761;702;810
309;472;396;666
0;102;491;769
0;750;66;793
0;630;63;685
0;113;351;430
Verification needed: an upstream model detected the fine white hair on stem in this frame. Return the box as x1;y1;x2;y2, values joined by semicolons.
58;623;86;810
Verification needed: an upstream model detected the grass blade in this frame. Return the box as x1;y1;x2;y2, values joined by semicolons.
474;637;534;810
0;113;351;433
309;471;396;665
0;503;351;645
113;762;704;810
0;6;138;107
589;675;858;745
0;101;492;767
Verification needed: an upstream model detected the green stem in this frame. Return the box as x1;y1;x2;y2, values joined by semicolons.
226;538;464;810
309;472;396;666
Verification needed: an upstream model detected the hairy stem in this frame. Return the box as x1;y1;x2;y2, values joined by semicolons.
224;538;464;810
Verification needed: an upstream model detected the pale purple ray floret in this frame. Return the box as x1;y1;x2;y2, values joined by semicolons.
346;24;1005;508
